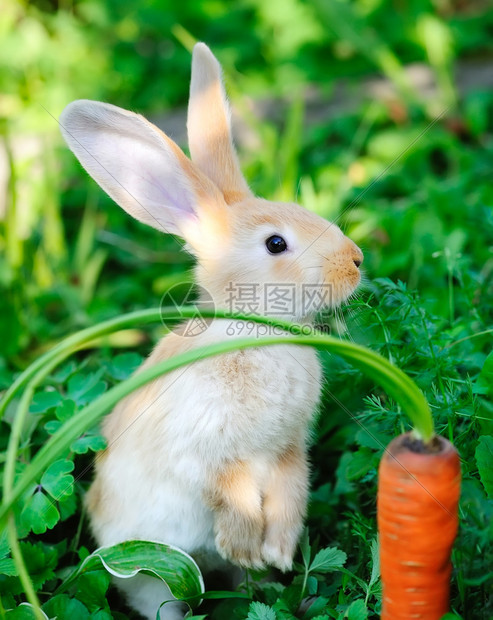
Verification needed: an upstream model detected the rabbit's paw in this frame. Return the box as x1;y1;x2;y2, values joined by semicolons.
261;525;298;572
214;509;264;569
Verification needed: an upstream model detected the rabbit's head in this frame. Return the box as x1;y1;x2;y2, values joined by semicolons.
60;43;362;321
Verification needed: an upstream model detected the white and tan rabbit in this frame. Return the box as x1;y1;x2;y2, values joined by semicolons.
60;43;363;620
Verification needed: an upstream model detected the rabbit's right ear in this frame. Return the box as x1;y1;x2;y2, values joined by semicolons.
188;43;252;205
59;100;225;240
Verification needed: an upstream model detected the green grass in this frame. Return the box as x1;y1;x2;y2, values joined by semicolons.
1;0;492;618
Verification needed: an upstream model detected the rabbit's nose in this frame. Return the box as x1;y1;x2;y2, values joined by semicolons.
351;244;364;268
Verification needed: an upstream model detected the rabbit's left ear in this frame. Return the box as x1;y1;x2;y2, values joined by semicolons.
59;100;227;249
187;43;252;205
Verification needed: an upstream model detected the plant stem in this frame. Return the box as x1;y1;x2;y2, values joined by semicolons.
0;309;434;526
0;306;433;617
0;309;164;423
300;565;309;604
7;515;44;619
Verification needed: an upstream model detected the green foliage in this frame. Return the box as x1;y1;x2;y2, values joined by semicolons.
1;0;493;618
0;533;17;577
5;541;58;593
58;540;204;607
476;436;493;499
43;595;91;619
247;602;277;620
308;548;347;574
20;491;60;535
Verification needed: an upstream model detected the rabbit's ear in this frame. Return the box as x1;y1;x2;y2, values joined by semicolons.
60;100;224;239
187;43;252;205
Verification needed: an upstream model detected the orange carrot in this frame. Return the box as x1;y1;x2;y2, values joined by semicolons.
377;432;461;620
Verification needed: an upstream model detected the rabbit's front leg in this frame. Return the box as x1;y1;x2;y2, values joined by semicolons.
261;444;309;571
207;460;265;569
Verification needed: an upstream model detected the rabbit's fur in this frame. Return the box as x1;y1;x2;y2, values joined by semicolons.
60;43;363;620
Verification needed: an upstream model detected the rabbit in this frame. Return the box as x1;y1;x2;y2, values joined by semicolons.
59;43;363;620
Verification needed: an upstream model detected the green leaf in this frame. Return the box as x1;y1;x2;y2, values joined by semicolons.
19;542;57;590
0;531;9;557
346;449;374;481
247;602;277;620
71;432;107;454
5;604;49;619
67;370;107;405
367;538;380;594
80;379;107;405
354;426;389;451
44;419;62;434
0;556;17;576
76;569;111;611
463;571;493;586
90;611;113;620
0;532;16;577
299;527;311;569
51;360;77;384
340;567;368;593
55;399;77;422
30;390;62;414
41;459;75;500
303;597;330;620
307;575;318;595
476;435;493;498
309;547;347;574
59;489;79;521
196;591;251;600
20;491;60;534
43;595;90;619
473;351;493;395
63;540;204;606
107;352;143;380
346;599;368;620
271;606;297;620
276;579;303;613
334;453;355;494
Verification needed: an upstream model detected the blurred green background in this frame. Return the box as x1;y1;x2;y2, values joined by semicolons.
1;0;492;362
1;0;493;618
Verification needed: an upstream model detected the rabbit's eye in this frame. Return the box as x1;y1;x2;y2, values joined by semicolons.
266;235;288;254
